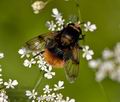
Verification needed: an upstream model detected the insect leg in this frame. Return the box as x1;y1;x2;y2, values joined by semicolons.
33;51;44;58
79;34;85;40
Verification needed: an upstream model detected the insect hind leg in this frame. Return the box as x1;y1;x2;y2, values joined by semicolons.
33;51;44;58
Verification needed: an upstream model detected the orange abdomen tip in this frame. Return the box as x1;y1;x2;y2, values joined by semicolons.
43;49;65;68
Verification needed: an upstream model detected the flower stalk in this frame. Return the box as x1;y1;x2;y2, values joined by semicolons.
74;0;82;22
34;71;44;90
98;82;111;102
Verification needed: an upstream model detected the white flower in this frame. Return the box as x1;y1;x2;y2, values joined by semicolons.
56;18;65;26
54;81;64;91
99;61;114;73
0;78;3;85
26;89;37;100
55;93;63;102
37;95;46;102
4;79;18;89
43;85;52;94
96;70;106;82
64;97;75;102
0;90;8;102
88;59;101;69
84;21;97;32
23;59;36;68
110;68;120;82
114;43;120;57
114;43;120;64
44;66;55;79
57;26;64;31
46;8;64;31
82;46;94;60
102;49;113;60
52;8;62;20
37;56;47;70
0;53;4;59
18;48;30;58
96;61;115;82
31;1;47;14
46;21;57;31
45;93;56;101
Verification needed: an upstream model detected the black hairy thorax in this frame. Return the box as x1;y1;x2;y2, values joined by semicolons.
47;23;82;60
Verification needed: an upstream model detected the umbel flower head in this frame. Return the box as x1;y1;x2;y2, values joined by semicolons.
0;52;18;102
0;90;8;102
18;48;55;80
25;81;75;102
89;42;120;82
31;1;47;14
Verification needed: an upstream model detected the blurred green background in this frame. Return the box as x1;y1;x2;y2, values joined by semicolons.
0;0;120;102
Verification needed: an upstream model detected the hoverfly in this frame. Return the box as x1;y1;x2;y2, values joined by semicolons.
24;23;85;83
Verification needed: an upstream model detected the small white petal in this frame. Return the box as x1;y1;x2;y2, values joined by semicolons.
89;59;101;69
52;8;59;15
58;81;64;87
12;80;18;86
26;90;32;96
86;54;92;60
96;71;106;82
0;53;4;59
102;49;113;59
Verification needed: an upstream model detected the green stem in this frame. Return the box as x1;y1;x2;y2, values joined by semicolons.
34;71;44;90
98;82;110;102
74;0;82;21
74;0;86;45
46;0;54;4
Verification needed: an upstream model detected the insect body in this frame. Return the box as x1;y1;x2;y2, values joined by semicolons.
25;23;84;83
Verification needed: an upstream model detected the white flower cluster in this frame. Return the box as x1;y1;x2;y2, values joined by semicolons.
18;48;55;79
25;81;75;102
0;90;8;102
89;42;120;82
31;1;47;14
0;52;18;102
46;8;65;31
46;8;97;32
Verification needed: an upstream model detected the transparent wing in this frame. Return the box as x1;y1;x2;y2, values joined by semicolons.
64;47;80;83
24;32;54;52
